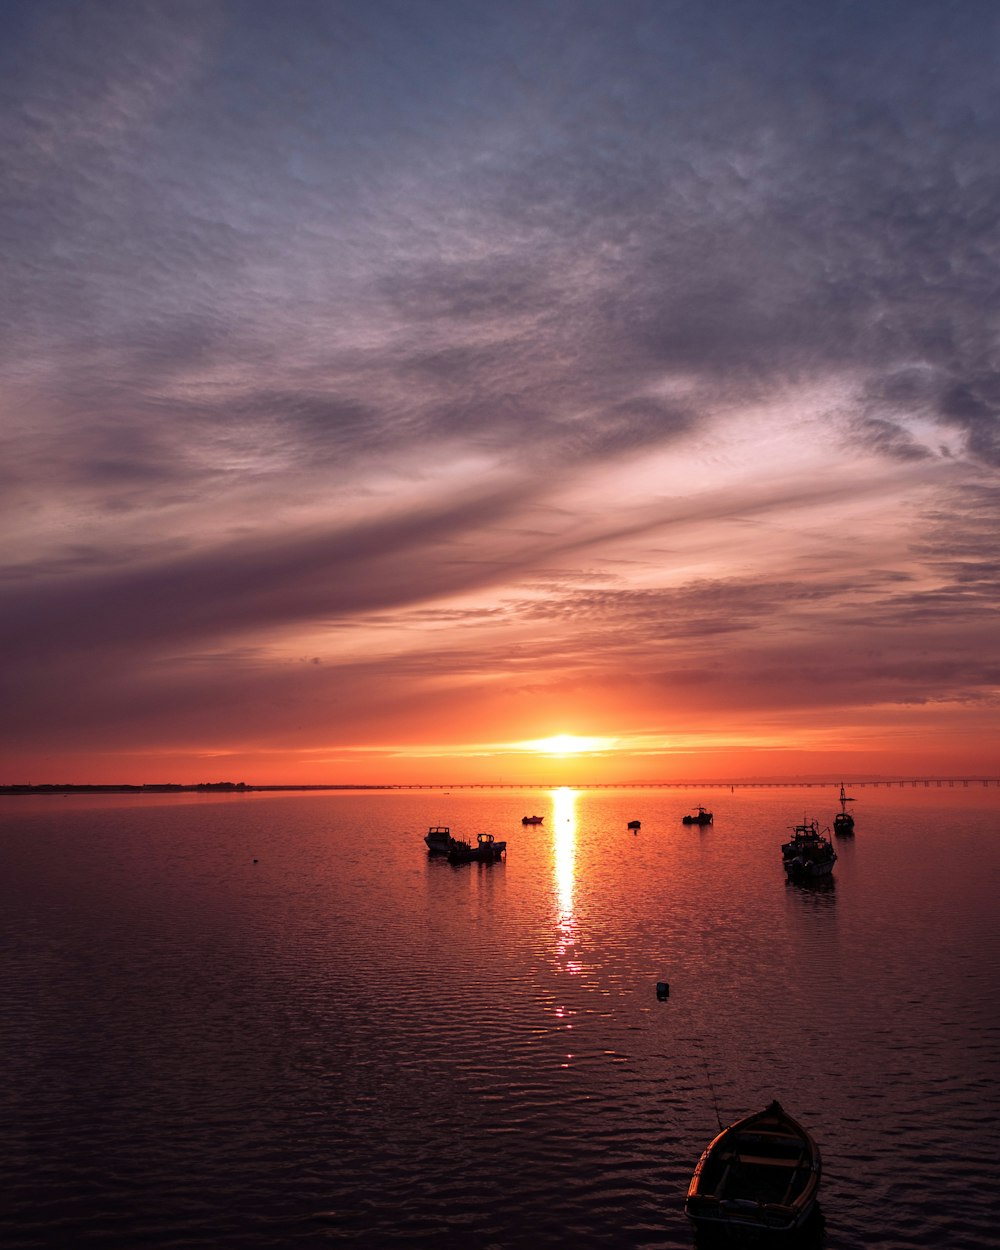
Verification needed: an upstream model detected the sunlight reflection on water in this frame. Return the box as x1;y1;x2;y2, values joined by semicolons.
553;786;579;972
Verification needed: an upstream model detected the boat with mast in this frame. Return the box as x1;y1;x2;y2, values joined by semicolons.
833;782;855;834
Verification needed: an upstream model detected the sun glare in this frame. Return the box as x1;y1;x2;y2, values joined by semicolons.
524;734;615;756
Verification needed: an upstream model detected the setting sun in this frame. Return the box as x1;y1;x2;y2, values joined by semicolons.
522;734;616;757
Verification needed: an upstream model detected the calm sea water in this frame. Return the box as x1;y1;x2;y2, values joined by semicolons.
2;785;998;1249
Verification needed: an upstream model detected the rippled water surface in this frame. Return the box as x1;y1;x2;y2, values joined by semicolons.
2;785;998;1249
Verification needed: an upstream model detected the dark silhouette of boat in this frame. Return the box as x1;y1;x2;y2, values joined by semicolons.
682;806;713;825
627;819;641;831
685;1100;821;1236
448;833;506;864
782;819;836;878
424;825;457;854
521;815;544;824
833;782;855;834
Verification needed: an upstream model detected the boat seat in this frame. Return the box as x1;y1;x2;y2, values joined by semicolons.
781;1167;808;1205
735;1153;800;1168
710;1163;733;1197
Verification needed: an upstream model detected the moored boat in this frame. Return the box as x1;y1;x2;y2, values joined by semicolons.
424;825;457;854
782;819;836;878
521;815;544;824
683;805;713;825
685;1100;821;1235
833;782;855;835
448;832;507;864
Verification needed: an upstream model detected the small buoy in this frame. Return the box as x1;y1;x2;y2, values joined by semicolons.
656;981;670;1000
253;858;258;863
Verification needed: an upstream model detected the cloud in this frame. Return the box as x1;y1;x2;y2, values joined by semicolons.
2;0;999;773
0;484;540;663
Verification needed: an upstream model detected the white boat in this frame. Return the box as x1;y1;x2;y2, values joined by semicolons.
424;825;457;854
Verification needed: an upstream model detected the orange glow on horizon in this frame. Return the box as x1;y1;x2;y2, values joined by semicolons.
9;704;1000;788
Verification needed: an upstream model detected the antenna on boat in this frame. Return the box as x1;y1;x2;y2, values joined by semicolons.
700;1052;723;1131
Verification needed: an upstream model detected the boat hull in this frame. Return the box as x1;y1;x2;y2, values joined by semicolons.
448;845;505;864
783;855;835;878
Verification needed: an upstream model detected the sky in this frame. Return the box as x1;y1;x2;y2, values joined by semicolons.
2;0;998;785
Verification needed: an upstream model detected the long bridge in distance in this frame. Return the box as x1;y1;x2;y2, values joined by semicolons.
2;778;998;796
387;778;998;789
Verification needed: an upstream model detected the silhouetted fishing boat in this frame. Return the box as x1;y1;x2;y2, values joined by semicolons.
782;819;836;878
685;1100;821;1235
424;825;457;854
448;833;506;864
521;815;544;825
683;805;713;825
833;783;855;834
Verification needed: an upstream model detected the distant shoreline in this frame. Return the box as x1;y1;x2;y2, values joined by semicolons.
0;783;391;795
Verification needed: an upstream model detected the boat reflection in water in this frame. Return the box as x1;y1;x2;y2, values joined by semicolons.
693;1206;825;1249
787;873;837;900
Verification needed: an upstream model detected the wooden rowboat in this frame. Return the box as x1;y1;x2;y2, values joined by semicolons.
685;1100;821;1235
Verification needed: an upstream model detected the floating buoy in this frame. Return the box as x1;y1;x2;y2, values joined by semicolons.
656;981;670;1000
253;858;258;863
